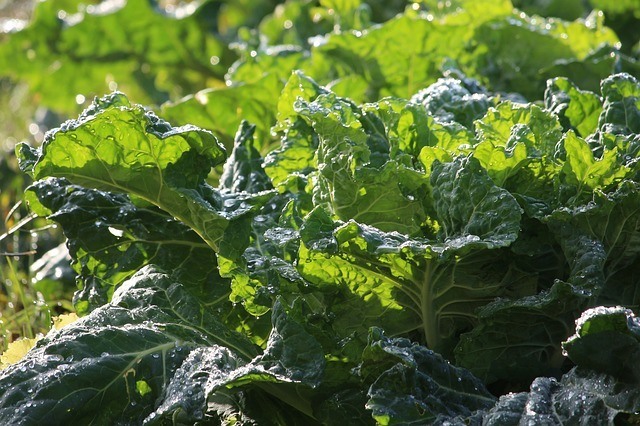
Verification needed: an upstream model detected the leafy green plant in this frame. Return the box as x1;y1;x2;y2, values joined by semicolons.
2;0;640;424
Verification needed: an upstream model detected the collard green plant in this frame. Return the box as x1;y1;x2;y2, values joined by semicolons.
2;0;640;424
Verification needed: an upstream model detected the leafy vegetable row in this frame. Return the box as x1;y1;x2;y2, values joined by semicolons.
4;67;640;423
1;0;640;424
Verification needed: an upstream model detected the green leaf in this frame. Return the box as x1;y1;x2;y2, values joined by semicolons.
512;0;586;20
544;77;603;137
481;369;640;425
472;8;619;98
475;101;564;159
308;10;471;100
472;100;568;201
298;220;422;347
274;0;621;102
563;306;640;381
299;159;529;356
561;130;629;194
431;156;522;246
471;139;528;187
258;0;334;48
294;90;429;234
24;178;222;315
455;281;588;383
263;71;328;186
29;243;75;297
410;77;493;129
160;73;283;152
220;196;309;320
0;266;259;424
360;327;495;425
219;121;274;194
0;267;325;424
599;73;640;135
546;181;640;292
150;299;324;423
18;92;266;259
0;0;230;114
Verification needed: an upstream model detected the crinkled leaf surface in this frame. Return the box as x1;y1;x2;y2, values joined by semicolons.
471;9;619;97
475;101;564;159
454;281;588;383
294;90;429;235
360;328;496;425
545;181;640;304
563;306;640;381
18;92;266;259
233;0;621;102
24;178;221;315
544;77;603;137
149;299;324;424
599;73;640;135
431;156;522;246
5;5;640;420
219;121;274;194
263;71;329;186
480;369;640;425
0;267;323;425
561;130;630;194
0;266;257;424
298;156;526;356
410;77;493;129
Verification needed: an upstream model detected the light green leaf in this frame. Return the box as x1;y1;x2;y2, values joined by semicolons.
299;160;529;356
544;77;603;137
263;71;328;186
19;92;267;259
475;101;564;158
160;73;283;152
561;130;629;194
295;91;429;234
0;0;229;114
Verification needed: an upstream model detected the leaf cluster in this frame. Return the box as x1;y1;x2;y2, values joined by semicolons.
2;0;640;424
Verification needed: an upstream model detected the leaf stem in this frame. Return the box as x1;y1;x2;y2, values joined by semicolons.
421;259;438;351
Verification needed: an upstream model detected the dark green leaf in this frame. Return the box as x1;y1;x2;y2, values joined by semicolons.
563;306;640;381
25;178;222;315
220;121;274;194
360;328;495;425
599;73;640;135
455;281;587;383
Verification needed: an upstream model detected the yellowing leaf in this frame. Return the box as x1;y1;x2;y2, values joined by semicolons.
52;313;80;330
0;337;41;370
